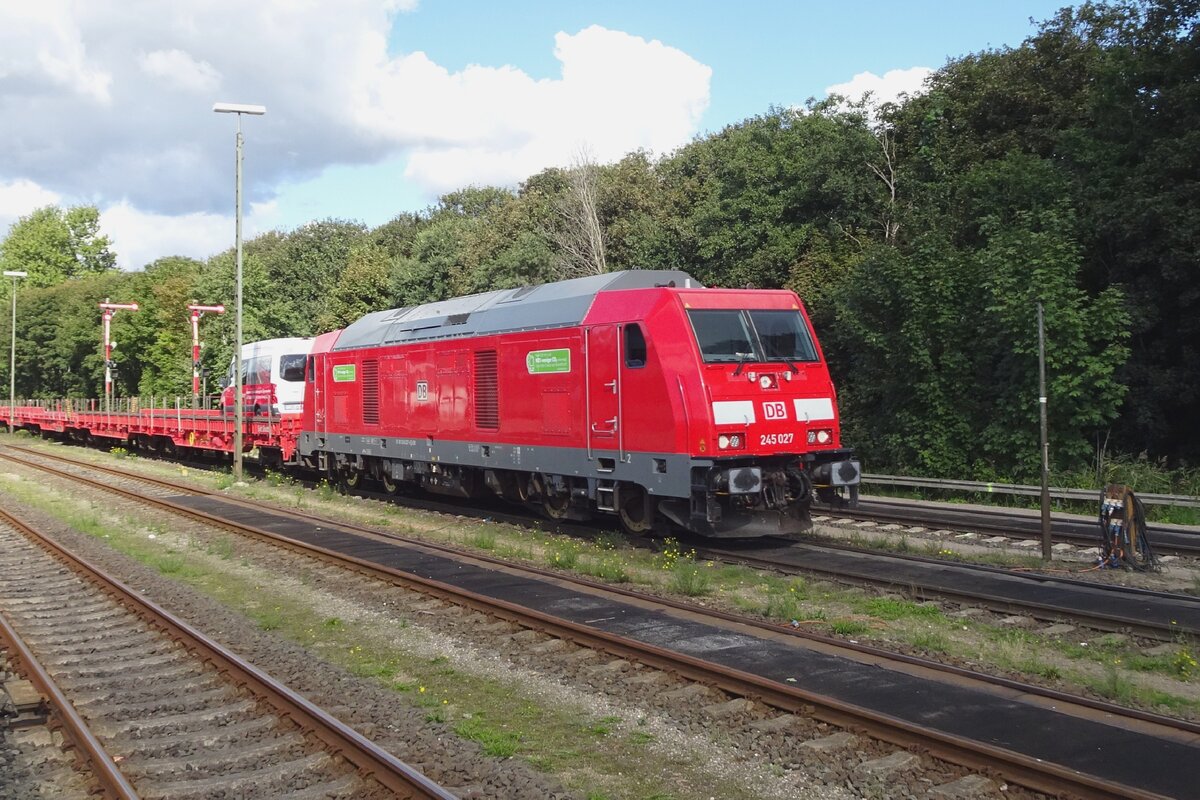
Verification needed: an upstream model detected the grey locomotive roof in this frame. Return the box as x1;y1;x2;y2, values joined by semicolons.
332;269;702;351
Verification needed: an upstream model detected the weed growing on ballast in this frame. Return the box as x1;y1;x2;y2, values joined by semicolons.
669;555;712;597
1173;648;1198;679
546;540;580;570
468;526;497;550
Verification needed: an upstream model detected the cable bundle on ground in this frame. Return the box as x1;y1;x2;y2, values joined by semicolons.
1098;484;1158;570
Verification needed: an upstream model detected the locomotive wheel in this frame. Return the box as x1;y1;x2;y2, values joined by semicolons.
342;469;362;490
617;483;655;534
381;473;399;494
529;473;571;519
542;491;571;520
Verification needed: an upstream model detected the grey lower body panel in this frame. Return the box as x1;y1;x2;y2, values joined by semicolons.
299;430;704;498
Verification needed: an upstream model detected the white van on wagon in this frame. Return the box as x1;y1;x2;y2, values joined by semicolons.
220;337;315;416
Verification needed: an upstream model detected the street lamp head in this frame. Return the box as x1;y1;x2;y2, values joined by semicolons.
213;102;266;115
3;271;28;278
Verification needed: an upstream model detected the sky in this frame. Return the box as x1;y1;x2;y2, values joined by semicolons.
0;0;1072;270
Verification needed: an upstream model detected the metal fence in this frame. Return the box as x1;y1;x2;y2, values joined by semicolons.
861;474;1200;509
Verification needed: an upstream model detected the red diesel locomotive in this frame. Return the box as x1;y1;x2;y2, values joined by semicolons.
299;270;859;536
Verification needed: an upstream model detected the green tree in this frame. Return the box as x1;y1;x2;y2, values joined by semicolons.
124;257;208;397
256;220;367;334
191;248;280;386
893;0;1199;462
829;153;1130;479
656;103;883;294
14;272;132;399
0;205;116;288
317;243;392;330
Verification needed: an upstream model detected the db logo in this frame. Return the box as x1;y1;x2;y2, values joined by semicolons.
762;401;787;420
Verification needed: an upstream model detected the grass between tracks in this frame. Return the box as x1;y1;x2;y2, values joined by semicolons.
3;435;1200;727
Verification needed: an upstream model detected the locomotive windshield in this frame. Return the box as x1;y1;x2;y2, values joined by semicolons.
687;309;819;364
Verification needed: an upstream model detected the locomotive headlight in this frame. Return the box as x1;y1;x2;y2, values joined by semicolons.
759;374;775;389
817;429;832;444
717;433;746;450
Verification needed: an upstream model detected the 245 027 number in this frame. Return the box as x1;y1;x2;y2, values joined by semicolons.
759;433;795;446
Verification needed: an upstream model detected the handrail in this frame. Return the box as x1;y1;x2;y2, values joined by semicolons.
861;473;1200;508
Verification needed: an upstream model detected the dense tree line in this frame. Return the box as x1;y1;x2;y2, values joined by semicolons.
0;1;1194;481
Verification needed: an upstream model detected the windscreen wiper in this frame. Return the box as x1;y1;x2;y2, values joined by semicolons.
732;351;755;377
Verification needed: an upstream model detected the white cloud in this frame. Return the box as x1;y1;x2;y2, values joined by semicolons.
825;67;933;109
0;3;711;265
0;179;63;236
100;199;280;270
139;49;221;94
0;4;112;103
394;26;712;194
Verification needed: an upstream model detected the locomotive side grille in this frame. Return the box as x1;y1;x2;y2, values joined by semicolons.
474;350;499;430
361;359;380;425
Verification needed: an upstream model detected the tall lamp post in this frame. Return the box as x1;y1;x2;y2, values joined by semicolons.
4;270;26;429
187;303;225;409
213;101;266;481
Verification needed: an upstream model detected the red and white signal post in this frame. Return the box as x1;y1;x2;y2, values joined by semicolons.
98;300;139;412
187;303;225;407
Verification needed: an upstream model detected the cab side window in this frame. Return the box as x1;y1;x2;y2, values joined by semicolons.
624;324;647;368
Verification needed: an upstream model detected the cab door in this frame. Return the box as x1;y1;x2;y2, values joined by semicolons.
586;325;622;460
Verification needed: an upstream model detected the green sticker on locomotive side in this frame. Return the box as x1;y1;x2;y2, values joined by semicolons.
526;348;571;374
332;364;357;382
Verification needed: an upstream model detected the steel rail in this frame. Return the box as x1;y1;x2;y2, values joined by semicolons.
0;448;1183;799
832;498;1200;557
0;503;454;800
0;599;140;800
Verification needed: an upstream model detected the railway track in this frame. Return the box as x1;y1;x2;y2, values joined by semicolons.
693;536;1200;641
0;502;453;799
837;496;1200;557
2;443;1197;799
